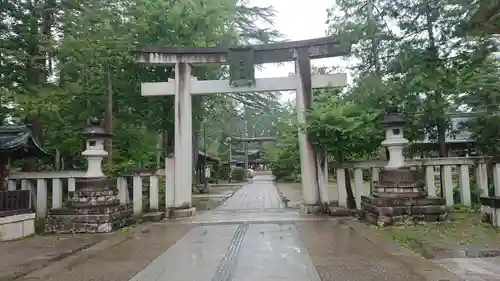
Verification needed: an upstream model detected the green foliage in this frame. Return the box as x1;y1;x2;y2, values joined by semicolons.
268;137;300;181
262;101;301;181
267;72;383;183
266;0;500;210
324;0;500;159
0;0;281;173
309;90;383;161
231;167;246;182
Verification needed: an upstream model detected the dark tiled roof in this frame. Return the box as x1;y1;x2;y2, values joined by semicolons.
0;125;48;155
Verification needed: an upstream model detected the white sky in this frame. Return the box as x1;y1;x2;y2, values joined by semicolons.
247;0;349;101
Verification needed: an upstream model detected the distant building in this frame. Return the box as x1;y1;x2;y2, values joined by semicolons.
410;112;478;156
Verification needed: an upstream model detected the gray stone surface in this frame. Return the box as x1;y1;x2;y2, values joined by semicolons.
129;223;322;281
300;204;323;214
16;173;500;281
131;225;238;281
232;223;321;281
433;257;500;281
169;207;196;219
297;220;441;281
217;175;282;210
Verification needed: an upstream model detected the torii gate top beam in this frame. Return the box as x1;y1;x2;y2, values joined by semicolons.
134;36;350;65
230;137;278;142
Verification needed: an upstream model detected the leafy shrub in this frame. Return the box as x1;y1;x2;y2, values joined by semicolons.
232;167;246;182
280;174;300;182
269;144;300;181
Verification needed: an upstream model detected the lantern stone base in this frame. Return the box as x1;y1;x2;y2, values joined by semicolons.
361;168;448;226
300;204;323;214
44;177;133;233
361;195;448;226
169;207;196;219
299;202;350;216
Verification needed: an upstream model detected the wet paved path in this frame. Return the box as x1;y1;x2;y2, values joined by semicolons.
217;175;282;210
9;173;482;281
433;257;500;281
131;223;322;281
126;175;457;281
131;176;325;281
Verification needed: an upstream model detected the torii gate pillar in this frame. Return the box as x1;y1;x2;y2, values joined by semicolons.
295;50;321;212
173;63;193;210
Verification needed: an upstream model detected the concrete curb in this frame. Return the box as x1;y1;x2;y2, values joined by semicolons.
344;219;463;281
8;223;153;281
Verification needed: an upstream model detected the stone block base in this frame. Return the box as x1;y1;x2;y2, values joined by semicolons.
143;211;165;222
300;204;323;215
169;207;196;219
362;196;445;207
0;213;35;241
328;206;351;216
480;197;500;227
363;211;448;227
45;205;133;233
361;195;448;227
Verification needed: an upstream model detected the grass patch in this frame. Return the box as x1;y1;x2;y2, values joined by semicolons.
192;197;223;211
374;210;500;259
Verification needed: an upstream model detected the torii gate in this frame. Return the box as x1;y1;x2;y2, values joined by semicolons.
135;37;351;216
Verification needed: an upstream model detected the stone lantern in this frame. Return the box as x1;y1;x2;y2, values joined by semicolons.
81;117;112;178
361;107;447;226
45;118;132;233
380;107;408;169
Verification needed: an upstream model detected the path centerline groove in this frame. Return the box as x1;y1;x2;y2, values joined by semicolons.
211;223;249;281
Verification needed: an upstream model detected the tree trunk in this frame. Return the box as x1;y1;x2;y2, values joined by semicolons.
54;149;60;171
156;132;162;169
338;149;356;209
424;0;447;195
367;0;380;75
104;68;113;167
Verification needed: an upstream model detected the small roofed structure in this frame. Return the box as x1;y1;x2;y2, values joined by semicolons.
196;150;220;183
0;124;48;158
0;124;48;190
0;124;47;240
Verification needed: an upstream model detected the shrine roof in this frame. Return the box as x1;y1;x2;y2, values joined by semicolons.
198;150;220;162
0;125;49;157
